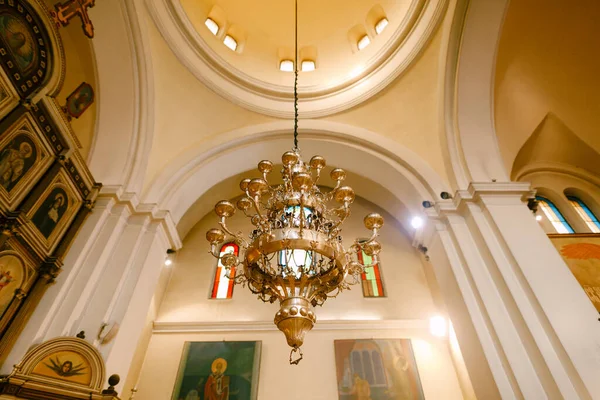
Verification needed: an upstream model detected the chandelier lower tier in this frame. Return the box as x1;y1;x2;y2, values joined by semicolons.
206;150;383;364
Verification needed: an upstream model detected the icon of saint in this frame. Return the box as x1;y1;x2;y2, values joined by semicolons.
44;357;86;377
32;189;68;238
204;358;230;400
0;140;34;191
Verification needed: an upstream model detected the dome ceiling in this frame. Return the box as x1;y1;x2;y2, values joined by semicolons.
147;0;447;117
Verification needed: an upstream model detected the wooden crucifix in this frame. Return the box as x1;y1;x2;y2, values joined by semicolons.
51;0;96;39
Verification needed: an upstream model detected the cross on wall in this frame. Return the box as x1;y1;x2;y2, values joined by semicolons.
51;0;96;39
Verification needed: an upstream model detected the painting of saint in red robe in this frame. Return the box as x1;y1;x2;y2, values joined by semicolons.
204;358;230;400
172;341;261;400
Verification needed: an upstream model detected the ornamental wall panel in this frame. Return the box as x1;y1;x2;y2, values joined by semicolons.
0;0;100;366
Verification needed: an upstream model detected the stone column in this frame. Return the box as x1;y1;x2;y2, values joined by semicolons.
424;182;600;399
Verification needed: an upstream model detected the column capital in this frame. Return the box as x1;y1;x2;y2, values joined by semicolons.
429;182;536;216
97;185;182;250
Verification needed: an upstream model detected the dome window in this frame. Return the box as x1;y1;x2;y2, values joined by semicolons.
375;17;389;35
301;60;316;72
205;18;219;35
224;35;238;51
279;60;294;72
357;35;371;51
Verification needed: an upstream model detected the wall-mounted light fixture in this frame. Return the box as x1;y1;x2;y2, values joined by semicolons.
430;315;447;337
165;249;176;266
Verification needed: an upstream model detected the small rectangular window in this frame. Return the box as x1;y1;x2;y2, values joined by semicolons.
224;35;238;51
205;18;219;35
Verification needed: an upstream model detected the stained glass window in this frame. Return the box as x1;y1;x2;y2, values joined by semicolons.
567;196;600;233
536;196;574;234
210;242;239;299
357;246;384;297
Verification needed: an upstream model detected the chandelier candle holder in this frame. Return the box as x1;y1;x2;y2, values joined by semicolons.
205;0;383;365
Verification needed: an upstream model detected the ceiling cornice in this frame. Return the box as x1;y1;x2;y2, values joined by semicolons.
145;0;448;118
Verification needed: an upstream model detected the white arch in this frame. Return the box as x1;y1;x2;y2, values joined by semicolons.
86;0;154;194
442;0;510;188
143;120;449;230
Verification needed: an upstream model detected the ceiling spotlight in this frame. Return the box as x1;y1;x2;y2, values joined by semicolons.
375;17;389;35
430;315;447;337
536;214;542;221
301;60;316;72
411;216;424;229
279;60;294;72
357;35;370;51
205;18;219;35
224;35;238;51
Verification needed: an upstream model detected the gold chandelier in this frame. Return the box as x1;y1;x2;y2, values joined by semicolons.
205;0;383;365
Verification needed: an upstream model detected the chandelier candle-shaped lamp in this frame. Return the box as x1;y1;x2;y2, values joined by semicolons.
205;0;383;365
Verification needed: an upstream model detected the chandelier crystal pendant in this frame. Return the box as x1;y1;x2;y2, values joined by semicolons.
205;0;384;365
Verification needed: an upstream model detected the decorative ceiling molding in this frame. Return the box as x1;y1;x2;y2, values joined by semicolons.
145;0;448;118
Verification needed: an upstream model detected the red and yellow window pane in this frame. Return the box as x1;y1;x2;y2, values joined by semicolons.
358;249;384;298
211;243;239;299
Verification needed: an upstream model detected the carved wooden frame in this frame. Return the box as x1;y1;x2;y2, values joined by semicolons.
0;110;55;211
19;165;82;257
0;237;39;337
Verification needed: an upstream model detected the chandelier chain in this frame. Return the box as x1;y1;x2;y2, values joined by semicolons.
205;0;384;363
293;0;299;151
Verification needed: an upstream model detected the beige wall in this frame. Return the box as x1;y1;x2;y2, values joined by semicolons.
158;198;436;323
135;329;463;400
494;0;600;172
43;0;98;160
131;197;466;398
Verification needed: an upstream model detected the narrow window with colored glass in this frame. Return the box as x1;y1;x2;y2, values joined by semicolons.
357;245;384;297
536;196;574;234
211;243;239;299
567;196;600;233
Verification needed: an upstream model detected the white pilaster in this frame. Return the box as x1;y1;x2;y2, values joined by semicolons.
103;220;170;380
423;182;600;399
0;187;181;377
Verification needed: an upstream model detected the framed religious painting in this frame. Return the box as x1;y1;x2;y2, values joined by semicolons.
548;233;600;312
0;0;55;99
20;165;82;256
334;339;425;400
0;237;39;338
0;336;108;398
0;110;54;211
171;341;262;400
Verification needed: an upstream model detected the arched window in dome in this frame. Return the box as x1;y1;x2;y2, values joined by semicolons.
567;196;600;233
536;196;574;234
357;245;385;297
211;242;239;299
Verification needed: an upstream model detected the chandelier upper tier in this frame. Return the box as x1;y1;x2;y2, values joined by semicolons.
205;0;384;365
